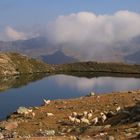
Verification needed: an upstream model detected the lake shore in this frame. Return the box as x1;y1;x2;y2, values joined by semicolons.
1;89;140;139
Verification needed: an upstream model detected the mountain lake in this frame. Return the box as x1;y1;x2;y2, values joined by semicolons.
0;74;140;120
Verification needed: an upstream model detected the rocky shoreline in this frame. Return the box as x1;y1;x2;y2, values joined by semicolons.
0;90;140;139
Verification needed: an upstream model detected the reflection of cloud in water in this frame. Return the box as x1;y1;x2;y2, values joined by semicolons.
52;75;140;93
52;75;95;91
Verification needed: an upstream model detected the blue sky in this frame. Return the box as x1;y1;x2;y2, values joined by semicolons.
0;0;140;28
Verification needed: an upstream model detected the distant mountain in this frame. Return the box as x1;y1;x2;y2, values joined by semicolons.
41;50;78;64
0;36;57;57
125;50;140;64
0;35;140;64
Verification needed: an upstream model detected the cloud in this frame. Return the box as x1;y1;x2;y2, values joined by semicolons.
5;26;27;40
46;11;140;60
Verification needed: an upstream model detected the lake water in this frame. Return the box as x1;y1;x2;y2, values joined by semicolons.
0;74;140;120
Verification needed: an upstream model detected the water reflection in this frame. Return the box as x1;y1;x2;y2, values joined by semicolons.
0;73;48;92
52;75;140;93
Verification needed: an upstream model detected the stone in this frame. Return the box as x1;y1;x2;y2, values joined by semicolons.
5;122;18;131
45;130;55;136
0;133;4;140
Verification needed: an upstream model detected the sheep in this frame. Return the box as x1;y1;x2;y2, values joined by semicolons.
72;112;78;117
83;111;88;117
90;92;95;96
68;116;76;123
75;118;81;124
116;106;121;112
28;109;33;113
32;112;35;118
87;113;92;119
46;113;54;117
100;112;107;123
89;109;93;113
43;99;51;105
81;117;90;124
91;117;98;125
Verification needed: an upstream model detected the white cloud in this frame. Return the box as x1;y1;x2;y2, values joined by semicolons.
46;11;140;60
5;26;27;41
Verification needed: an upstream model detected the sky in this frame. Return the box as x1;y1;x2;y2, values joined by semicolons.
0;0;140;29
0;0;140;61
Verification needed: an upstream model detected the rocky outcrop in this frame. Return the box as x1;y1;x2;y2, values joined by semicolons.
0;52;51;76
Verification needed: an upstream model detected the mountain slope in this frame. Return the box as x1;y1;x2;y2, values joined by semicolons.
41;50;78;64
125;50;140;64
0;37;57;57
0;52;51;76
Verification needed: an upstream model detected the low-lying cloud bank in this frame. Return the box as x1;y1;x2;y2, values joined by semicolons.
5;26;27;40
47;11;140;60
1;11;140;61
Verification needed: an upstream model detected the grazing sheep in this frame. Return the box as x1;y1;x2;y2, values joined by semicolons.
91;117;98;125
100;112;107;123
75;118;81;124
43;99;51;105
83;111;88;117
90;92;95;96
69;116;76;123
87;113;92;119
28;109;33;113
32;112;35;118
72;112;77;117
81;117;90;124
116;106;121;112
46;113;54;116
89;109;93;113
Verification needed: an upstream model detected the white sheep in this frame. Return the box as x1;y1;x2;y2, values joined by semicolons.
89;109;93;113
46;113;54;116
116;106;121;112
81;117;90;124
43;99;51;105
83;111;88;117
32;112;35;118
75;118;81;124
72;112;77;117
87;113;92;119
100;112;107;123
69;116;76;123
91;117;98;125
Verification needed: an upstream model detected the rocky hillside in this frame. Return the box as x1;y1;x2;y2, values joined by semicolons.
55;61;140;74
0;52;51;76
0;52;140;77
